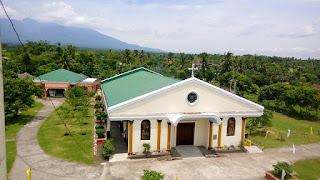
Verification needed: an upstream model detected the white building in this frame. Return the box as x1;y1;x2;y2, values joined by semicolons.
101;67;264;155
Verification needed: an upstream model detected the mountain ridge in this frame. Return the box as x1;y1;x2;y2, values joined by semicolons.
0;18;164;52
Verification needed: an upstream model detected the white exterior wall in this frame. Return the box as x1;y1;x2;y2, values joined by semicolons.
130;119;169;154
219;116;242;147
128;117;243;153
110;82;261;116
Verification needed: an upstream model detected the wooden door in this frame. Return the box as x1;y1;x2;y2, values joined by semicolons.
177;123;194;145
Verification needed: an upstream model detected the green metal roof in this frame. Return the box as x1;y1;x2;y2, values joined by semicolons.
34;69;87;83
101;68;181;107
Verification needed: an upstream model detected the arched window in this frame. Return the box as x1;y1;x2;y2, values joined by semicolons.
227;117;236;136
141;120;151;140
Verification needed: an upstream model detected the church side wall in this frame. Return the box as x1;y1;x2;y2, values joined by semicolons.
220;116;242;147
131;119;169;154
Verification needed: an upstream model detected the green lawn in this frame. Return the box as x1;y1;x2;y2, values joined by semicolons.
38;101;94;164
250;112;320;149
5;102;44;173
292;158;320;179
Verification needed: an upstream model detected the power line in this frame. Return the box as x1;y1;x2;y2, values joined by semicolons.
40;78;91;156
0;0;92;156
0;0;25;50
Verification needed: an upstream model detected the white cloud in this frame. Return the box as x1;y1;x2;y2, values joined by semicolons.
1;0;320;59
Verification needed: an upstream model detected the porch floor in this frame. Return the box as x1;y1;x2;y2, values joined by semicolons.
175;145;204;158
110;122;127;153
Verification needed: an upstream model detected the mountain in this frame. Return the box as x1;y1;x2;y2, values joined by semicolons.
0;18;164;52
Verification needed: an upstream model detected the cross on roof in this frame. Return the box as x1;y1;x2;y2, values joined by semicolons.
188;64;198;77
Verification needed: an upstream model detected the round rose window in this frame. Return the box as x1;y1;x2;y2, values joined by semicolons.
186;91;199;105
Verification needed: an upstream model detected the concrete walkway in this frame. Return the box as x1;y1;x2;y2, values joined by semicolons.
103;143;320;180
175;145;204;158
10;99;103;180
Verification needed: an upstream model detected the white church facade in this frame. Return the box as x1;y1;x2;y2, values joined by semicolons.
101;67;264;155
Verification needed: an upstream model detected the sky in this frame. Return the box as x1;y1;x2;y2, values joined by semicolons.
1;0;320;59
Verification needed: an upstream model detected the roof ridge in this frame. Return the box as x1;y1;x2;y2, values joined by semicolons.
101;67;163;83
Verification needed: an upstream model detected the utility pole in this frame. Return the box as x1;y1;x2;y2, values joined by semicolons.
0;28;7;179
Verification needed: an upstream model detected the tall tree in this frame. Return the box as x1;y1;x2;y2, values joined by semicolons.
220;52;235;73
199;52;208;78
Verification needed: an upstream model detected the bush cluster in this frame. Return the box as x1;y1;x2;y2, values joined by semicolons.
103;138;115;159
141;170;164;180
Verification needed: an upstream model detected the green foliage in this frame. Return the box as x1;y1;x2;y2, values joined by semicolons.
141;170;164;180
67;85;89;109
4;71;43;119
95;95;102;101
272;162;292;179
96;128;105;138
95;124;104;129
292;158;320;180
218;71;258;94
2;41;320;122
95;111;107;122
103;138;115;159
38;101;94;164
94;102;104;109
143;143;151;150
247;109;273;133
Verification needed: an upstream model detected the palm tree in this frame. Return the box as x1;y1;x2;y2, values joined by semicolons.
221;52;235;73
199;52;208;78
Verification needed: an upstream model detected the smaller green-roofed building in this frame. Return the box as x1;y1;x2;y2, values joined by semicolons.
34;69;87;83
34;69;100;99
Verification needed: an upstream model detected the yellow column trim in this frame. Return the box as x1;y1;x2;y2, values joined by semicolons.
157;120;162;152
218;118;222;147
241;117;246;142
128;120;133;155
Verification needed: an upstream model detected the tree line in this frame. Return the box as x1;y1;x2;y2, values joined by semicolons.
2;41;320;121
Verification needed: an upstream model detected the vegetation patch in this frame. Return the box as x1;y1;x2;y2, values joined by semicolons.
249;112;320;149
38;86;94;164
141;170;164;180
5;102;44;173
292;158;320;179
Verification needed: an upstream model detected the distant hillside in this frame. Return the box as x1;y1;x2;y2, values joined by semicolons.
0;18;164;52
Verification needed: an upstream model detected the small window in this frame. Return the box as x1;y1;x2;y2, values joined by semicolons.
141;120;150;140
227;117;236;136
186;91;199;105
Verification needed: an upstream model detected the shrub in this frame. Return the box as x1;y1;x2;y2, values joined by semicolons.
94;102;104;109
95;124;104;129
103;138;115;159
143;143;151;151
88;91;95;97
95;111;107;121
272;162;292;179
95;95;102;101
96;128;105;138
141;170;164;180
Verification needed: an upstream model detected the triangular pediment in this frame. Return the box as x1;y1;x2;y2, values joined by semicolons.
108;77;263;117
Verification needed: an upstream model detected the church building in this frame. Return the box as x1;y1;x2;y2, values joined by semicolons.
101;67;264;155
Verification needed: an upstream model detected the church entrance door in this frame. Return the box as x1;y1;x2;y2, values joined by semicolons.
177;122;194;145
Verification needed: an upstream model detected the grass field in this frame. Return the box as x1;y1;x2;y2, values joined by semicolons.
292;158;320;179
38;101;94;164
5;102;44;173
249;112;320;149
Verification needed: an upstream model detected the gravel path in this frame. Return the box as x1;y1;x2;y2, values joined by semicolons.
9;99;103;180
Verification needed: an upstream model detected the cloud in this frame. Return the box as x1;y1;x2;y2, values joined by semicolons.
0;0;319;59
167;5;202;10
